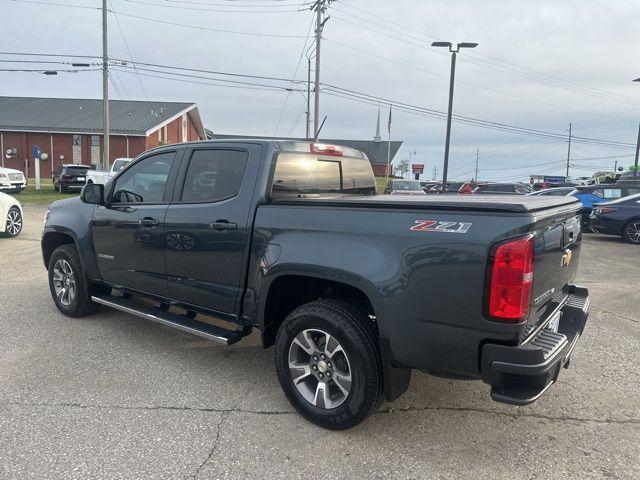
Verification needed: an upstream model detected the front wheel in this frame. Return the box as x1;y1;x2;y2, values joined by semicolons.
48;244;99;317
275;299;383;430
622;220;640;244
3;206;23;237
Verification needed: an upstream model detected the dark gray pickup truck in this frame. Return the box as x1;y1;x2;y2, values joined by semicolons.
42;140;589;429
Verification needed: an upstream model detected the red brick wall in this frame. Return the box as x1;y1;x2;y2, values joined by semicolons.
372;164;389;177
145;114;203;150
1;114;203;177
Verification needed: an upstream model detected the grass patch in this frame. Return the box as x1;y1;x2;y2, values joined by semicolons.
375;176;389;192
10;185;77;205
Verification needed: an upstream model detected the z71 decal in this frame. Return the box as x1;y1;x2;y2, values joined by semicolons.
410;220;473;234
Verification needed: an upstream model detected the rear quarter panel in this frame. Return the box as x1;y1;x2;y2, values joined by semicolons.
246;204;566;376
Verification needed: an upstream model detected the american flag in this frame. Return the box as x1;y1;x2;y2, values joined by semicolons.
387;105;392;133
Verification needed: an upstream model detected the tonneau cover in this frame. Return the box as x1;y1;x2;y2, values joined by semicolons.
271;194;581;213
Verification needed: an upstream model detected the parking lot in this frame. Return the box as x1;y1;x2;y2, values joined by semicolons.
1;203;638;480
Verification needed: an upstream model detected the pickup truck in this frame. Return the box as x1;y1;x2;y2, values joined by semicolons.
85;158;131;185
41;140;589;430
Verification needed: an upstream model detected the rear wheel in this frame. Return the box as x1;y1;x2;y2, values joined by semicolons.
3;206;22;237
275;299;383;430
622;220;640;244
48;244;99;317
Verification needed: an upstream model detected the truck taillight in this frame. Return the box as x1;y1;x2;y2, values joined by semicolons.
596;207;617;214
486;235;534;322
310;143;343;157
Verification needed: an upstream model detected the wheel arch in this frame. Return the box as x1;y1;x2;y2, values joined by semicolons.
42;230;78;268
260;273;377;349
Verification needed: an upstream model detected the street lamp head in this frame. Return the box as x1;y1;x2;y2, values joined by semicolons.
457;42;479;49
431;41;452;48
633;78;640;82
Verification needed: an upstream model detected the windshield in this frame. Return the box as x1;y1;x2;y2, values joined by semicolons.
65;166;89;175
112;159;129;172
393;181;421;191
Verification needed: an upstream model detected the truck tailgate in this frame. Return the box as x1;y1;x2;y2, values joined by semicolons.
521;204;583;338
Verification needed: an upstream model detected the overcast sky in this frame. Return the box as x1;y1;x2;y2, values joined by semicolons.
2;0;640;181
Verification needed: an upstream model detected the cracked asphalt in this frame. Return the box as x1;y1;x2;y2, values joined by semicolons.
1;204;638;479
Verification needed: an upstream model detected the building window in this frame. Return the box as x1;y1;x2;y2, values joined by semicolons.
91;135;100;146
72;134;81;146
182;114;188;142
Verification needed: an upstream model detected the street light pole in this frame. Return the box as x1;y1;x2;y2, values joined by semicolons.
431;41;478;192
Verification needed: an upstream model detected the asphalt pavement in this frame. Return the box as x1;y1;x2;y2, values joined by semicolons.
1;203;638;479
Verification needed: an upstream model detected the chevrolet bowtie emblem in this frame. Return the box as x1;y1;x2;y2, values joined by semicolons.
561;249;573;268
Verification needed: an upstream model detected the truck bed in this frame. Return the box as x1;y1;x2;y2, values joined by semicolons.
271;194;580;213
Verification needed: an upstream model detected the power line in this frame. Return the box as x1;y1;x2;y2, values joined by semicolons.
112;11;307;38
109;0;148;100
273;13;315;136
121;0;302;13
329;5;640;109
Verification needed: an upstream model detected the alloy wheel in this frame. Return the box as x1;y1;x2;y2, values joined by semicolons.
52;259;77;307
628;222;640;244
288;329;352;409
6;209;22;236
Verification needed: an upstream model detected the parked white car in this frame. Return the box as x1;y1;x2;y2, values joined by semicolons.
0;167;27;193
0;192;23;237
86;158;132;185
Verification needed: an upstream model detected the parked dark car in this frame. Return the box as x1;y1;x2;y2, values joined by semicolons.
527;187;574;197
52;164;92;193
42;140;589;429
472;183;532;195
569;183;640;230
590;193;640;244
384;179;426;195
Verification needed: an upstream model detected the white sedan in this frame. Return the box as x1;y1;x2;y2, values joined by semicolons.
0;167;27;193
0;192;23;237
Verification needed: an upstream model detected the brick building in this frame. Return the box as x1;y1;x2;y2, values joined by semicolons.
0;96;206;178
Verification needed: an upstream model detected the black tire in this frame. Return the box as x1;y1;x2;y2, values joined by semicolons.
59;184;67;194
622;219;640;244
48;244;99;317
275;299;383;430
3;206;23;238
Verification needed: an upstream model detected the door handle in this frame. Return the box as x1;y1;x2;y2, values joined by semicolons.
209;220;238;231
139;217;160;227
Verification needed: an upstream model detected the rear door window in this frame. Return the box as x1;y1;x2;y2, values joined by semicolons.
180;149;248;203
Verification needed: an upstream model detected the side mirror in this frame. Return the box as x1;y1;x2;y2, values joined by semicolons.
81;183;104;205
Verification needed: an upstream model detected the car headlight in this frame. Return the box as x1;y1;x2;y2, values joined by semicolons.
0;173;7;179
43;209;50;228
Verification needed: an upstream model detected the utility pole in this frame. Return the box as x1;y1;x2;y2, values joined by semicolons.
102;0;110;170
634;122;640;179
312;0;331;140
565;122;572;178
474;149;479;181
306;58;311;139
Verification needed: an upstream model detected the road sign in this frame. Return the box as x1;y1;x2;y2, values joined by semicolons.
32;144;41;159
412;163;425;174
